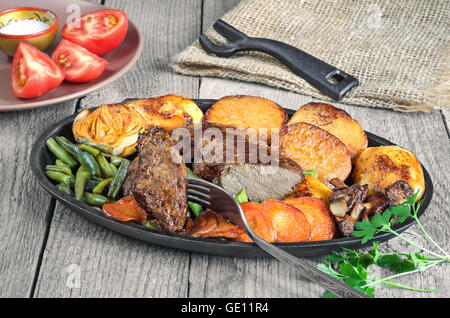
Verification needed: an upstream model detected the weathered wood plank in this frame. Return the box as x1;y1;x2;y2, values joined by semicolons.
33;0;203;297
0;101;77;297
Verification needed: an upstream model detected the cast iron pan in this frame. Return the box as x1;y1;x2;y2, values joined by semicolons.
30;99;434;257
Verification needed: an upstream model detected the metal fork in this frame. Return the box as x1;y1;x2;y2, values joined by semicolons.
199;19;359;101
186;177;369;298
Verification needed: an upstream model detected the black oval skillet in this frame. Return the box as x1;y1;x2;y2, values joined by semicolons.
30;99;433;258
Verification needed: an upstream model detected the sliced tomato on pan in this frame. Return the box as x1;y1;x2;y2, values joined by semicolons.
61;9;128;56
51;39;108;83
11;42;64;99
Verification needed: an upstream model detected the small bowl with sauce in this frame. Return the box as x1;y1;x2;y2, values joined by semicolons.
0;7;59;57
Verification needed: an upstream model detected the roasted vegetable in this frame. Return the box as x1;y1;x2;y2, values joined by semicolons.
102;196;148;222
74;165;91;200
285;174;332;204
279;122;352;183
82;192;109;207
72;103;147;157
203;95;288;140
107;158;130;200
262;199;311;242
288;103;367;161
283;197;336;241
352;146;425;201
234;202;277;243
184;210;245;239
45;138;78;168
128;94;203;131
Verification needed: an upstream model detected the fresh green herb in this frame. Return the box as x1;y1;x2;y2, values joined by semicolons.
188;201;203;217
142;219;159;230
319;192;449;297
234;189;248;204
303;169;318;178
186;167;201;179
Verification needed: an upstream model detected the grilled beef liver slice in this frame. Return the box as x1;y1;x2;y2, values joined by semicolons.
131;128;187;232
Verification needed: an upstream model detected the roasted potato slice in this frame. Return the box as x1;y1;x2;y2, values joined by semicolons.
203;95;288;140
285;175;332;204
280;122;352;183
353;146;425;201
288;102;367;161
73;103;147;157
128;94;203;131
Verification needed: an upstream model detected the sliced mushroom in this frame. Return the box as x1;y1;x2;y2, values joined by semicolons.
385;180;414;206
329;183;368;217
362;192;388;221
329;178;348;190
335;215;355;237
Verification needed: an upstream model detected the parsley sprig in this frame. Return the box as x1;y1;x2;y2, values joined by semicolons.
318;191;449;298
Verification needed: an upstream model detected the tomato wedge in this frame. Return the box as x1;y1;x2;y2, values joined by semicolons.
11;42;64;99
61;9;128;56
51;39;108;83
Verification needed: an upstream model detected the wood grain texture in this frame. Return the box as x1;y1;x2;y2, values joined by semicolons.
33;0;202;297
0;102;76;297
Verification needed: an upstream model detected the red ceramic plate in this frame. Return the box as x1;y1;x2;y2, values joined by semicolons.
0;0;143;112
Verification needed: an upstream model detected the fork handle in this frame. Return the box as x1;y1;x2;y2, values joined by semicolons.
237;37;358;101
250;232;369;298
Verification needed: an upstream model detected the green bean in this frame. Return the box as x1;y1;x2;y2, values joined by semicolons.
95;153;115;178
186;167;201;179
46;138;78;168
78;144;100;156
234;189;248;204
85;179;101;192
92;177;113;195
76;137;114;154
188;201;203;217
75;165;91;201
56;136;101;177
82;192;109;207
46;171;73;186
107;159;130;200
57;183;74;196
110;156;127;166
142;219;159;230
55;159;69;168
45;164;73;176
109;163;118;175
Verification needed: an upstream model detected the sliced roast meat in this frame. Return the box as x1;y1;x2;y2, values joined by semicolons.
186;123;303;202
130;128;187;232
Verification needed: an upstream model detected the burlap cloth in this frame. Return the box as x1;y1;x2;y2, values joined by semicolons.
171;0;449;112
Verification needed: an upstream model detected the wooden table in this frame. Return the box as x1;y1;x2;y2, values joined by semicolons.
1;0;449;298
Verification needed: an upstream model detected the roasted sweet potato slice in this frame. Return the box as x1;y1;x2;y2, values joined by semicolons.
279;122;352;183
234;202;277;243
284;197;336;241
287;103;367;161
184;210;245;239
261;199;311;242
285;175;332;204
127;94;203;131
203;95;288;140
102;196;148;223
